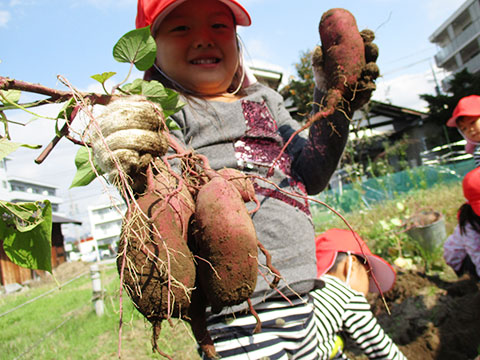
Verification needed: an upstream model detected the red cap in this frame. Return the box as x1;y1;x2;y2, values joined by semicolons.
136;0;252;29
315;228;396;293
463;167;480;216
446;95;480;127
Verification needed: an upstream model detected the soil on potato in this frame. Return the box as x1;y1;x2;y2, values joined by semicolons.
346;269;480;360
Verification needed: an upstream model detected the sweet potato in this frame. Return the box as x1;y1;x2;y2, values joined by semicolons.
269;9;370;175
217;167;255;202
192;175;258;314
319;8;366;113
118;163;196;353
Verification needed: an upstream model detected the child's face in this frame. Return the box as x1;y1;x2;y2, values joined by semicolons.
154;0;239;95
457;116;480;142
347;256;371;296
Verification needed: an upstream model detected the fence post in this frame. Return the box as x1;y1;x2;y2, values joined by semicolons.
90;264;104;316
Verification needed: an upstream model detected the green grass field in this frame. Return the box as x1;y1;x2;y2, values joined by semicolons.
0;264;200;360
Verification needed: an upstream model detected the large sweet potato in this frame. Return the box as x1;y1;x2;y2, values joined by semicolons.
318;8;366;113
192;175;258;314
118;163;196;352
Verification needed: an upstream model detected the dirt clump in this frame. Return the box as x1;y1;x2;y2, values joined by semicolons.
356;270;480;360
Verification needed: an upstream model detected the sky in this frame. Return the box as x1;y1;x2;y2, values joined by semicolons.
0;0;467;238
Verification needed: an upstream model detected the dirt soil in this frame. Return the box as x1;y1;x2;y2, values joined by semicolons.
346;269;480;360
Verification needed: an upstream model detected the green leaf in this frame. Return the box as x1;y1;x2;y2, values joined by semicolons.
113;26;156;71
121;78;145;94
57;98;76;121
0;138;41;160
91;72;117;85
139;81;185;118
166;118;181;131
0;200;52;272
159;89;185;118
121;79;184;121
70;146;104;188
142;80;168;100
0;90;21;105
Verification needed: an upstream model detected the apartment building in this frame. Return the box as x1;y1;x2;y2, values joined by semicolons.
429;0;480;90
88;198;126;252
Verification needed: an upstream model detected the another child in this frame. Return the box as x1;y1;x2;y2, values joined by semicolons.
314;228;407;359
446;95;480;167
444;167;480;280
99;0;377;358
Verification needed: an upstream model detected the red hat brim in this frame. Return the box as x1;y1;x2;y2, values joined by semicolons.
136;0;251;29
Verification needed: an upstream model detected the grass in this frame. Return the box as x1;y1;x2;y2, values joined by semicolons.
0;263;200;360
312;180;464;272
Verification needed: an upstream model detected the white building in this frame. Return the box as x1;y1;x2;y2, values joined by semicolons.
88;197;126;252
429;0;480;90
0;158;64;214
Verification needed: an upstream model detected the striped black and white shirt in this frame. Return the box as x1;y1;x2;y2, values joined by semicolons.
311;275;407;360
473;145;480;167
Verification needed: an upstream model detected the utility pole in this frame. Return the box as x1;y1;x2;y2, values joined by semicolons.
430;62;442;96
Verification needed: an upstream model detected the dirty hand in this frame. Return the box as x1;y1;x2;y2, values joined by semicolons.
312;28;380;112
89;95;168;191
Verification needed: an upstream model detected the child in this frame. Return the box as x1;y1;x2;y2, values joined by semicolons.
446;95;480;167
314;228;407;359
443;167;480;280
99;0;378;358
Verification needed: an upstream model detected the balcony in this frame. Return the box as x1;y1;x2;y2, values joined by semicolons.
441;51;480;90
434;18;480;66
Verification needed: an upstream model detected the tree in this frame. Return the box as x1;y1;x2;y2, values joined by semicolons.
279;50;315;121
420;69;480;126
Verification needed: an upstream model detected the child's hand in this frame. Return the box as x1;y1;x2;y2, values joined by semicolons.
89;95;169;192
312;28;379;112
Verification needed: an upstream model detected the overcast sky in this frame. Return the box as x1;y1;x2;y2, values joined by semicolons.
0;0;467;237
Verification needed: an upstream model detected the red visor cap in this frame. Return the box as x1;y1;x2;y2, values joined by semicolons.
446;95;480;127
136;0;252;29
315;228;396;293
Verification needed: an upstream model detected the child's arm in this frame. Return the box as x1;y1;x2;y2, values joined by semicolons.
458;224;480;276
443;225;468;272
343;295;407;359
279;102;350;194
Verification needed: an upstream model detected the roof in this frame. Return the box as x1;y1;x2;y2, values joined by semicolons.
7;176;59;189
429;0;475;41
369;100;428;118
52;213;82;225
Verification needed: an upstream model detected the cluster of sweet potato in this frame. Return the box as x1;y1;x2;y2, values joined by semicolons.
117;153;260;359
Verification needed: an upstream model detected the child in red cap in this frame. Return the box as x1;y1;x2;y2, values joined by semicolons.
94;1;378;358
446;95;480;167
443;167;480;280
314;228;406;359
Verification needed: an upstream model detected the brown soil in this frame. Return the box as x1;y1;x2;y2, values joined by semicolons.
347;270;480;360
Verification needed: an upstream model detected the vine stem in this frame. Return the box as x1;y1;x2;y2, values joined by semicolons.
0;75;113;164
